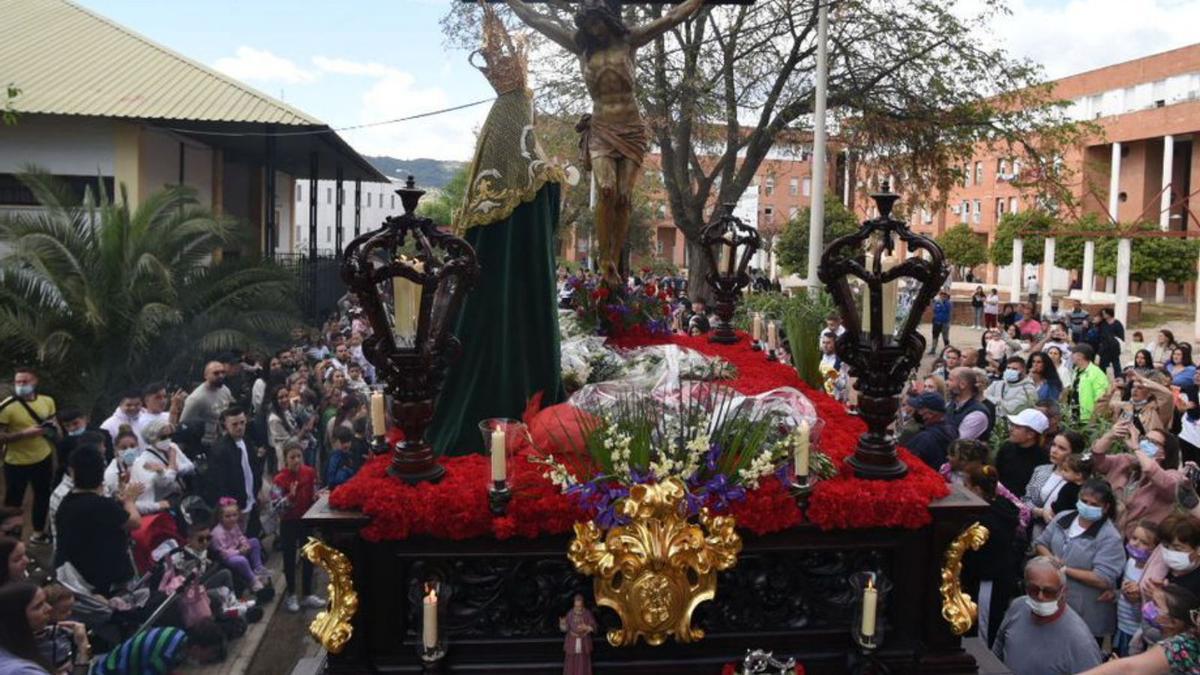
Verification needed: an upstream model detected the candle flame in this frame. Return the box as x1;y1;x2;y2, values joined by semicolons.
425;583;438;602
867;578;875;591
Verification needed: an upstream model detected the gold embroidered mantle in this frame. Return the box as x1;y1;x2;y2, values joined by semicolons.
455;89;566;234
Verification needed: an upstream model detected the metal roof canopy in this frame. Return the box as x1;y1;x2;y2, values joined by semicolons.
157;121;386;183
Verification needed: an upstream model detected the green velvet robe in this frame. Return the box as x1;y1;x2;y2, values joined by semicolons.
428;177;565;456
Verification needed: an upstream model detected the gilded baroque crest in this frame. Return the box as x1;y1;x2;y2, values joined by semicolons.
567;478;742;646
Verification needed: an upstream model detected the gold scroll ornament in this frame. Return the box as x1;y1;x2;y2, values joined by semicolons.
940;521;990;636
567;477;743;647
302;537;359;654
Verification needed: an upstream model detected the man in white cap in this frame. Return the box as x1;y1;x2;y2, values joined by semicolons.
995;408;1050;496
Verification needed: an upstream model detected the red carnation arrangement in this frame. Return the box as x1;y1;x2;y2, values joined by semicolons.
330;332;948;541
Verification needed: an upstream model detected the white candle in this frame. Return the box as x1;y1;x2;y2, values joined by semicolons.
752;313;763;342
767;321;779;351
794;421;810;478
392;257;423;341
881;255;898;336
490;426;507;482
422;586;438;649
861;576;878;638
370;391;386;437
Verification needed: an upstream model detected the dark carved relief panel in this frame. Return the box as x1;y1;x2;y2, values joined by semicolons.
401;549;890;641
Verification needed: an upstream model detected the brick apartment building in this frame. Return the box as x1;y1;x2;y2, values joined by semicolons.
892;43;1200;301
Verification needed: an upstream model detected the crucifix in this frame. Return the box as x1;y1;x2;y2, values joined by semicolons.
501;0;706;285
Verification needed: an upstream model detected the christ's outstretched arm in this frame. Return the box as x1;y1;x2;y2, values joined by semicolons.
504;0;578;52
629;0;705;48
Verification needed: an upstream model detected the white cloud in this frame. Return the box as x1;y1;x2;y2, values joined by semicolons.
325;58;486;160
959;0;1200;80
312;56;398;78
213;46;316;84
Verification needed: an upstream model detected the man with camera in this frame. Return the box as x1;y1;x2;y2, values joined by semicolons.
0;366;58;545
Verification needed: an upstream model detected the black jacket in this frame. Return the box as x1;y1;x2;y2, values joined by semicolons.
205;434;265;510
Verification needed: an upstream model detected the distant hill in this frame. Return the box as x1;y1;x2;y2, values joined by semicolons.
364;157;468;190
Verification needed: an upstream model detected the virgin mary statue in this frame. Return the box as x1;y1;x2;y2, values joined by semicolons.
429;4;568;455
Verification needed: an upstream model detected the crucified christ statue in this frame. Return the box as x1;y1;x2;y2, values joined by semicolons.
505;0;704;285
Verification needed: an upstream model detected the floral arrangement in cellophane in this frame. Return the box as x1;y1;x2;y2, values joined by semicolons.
529;384;834;528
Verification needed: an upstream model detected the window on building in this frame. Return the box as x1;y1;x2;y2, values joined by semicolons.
765;177;775;196
802;177;811;197
960;200;969;223
367;193;372;207
326;226;331;242
974;162;983;184
972;200;981;224
1009;197;1019;214
391;195;395;209
788;207;799;220
997;159;1008;179
963;164;971;187
656;238;664;255
657;204;667;218
764;206;774;223
296;184;302;202
326;187;332;204
996;198;1005;222
922;209;932;224
789;177;799;196
1012;159;1022;177
297;226;302;242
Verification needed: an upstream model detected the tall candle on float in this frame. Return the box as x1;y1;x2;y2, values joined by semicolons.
491;425;507;482
422;584;438;649
369;390;386;437
752;313;764;342
794;421;811;478
861;575;878;639
881;254;898;337
392;257;424;342
767;321;779;351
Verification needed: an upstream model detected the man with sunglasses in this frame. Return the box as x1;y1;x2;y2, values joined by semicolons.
992;556;1102;674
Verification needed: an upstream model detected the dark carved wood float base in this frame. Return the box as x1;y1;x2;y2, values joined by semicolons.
303;487;987;674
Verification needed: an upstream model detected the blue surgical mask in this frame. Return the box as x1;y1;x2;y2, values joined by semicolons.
1076;500;1103;521
1003;368;1020;383
68;428;85;437
120;448;139;466
13;384;33;397
1139;439;1160;458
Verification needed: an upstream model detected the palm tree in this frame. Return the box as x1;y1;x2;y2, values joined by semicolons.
0;170;299;417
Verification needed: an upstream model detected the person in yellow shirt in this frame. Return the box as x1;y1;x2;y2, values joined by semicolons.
0;367;57;544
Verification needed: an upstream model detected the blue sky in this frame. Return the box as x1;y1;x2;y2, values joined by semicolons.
77;0;1200;161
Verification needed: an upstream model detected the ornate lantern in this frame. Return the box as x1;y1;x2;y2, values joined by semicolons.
701;204;761;344
341;176;479;484
817;185;948;480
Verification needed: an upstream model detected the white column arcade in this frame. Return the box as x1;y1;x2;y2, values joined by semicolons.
1082;241;1096;303
1042;237;1056;312
1157;135;1174;304
1011;238;1024;302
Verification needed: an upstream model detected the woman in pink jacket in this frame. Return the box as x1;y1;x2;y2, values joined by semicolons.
1092;421;1184;539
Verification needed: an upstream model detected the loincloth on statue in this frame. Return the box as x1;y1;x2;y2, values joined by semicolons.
575;114;649;171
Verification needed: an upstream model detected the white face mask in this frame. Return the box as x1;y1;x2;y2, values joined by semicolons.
1025;595;1060;617
1163;548;1197;573
153;439;172;451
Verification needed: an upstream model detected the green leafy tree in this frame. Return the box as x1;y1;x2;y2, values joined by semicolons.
417;165;469;228
989;211;1054;267
1092;222;1200;283
1055;213;1112;271
936;224;988;275
776;195;860;278
0;170;299;416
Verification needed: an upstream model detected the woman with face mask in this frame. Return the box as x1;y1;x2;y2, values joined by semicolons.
1080;581;1200;674
1092;421;1184;538
101;429;141;497
1033;478;1125;641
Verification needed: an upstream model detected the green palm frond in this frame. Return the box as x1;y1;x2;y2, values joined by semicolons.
0;169;303;417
